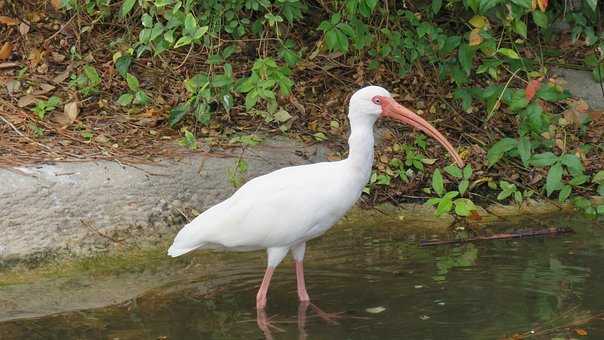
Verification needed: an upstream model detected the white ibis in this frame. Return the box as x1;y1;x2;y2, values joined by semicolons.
168;86;464;309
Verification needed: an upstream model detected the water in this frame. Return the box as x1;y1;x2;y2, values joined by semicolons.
0;213;603;339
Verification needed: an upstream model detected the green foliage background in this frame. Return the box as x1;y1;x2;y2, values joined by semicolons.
56;0;603;216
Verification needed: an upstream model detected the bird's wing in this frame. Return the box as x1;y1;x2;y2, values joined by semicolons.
168;161;357;256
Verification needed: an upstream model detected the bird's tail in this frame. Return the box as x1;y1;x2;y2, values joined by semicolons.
167;244;198;257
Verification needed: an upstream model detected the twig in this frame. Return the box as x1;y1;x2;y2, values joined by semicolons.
80;219;127;246
420;227;574;246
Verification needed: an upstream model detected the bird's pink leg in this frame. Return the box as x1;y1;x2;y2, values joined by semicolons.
256;266;275;310
295;261;310;302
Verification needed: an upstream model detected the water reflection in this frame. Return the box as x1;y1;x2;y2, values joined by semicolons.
256;302;349;340
0;213;602;339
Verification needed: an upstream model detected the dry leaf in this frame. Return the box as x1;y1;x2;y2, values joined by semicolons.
0;42;13;60
19;22;30;35
51;52;65;63
575;328;588;336
34;83;56;95
562;99;590;126
50;0;63;10
28;49;45;66
0;16;19;25
6;79;21;94
525;79;541;101
55;101;79;126
17;95;37;108
469;28;482;46
52;69;71;83
537;0;548;11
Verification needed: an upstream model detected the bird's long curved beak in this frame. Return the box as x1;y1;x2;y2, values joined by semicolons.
380;96;464;167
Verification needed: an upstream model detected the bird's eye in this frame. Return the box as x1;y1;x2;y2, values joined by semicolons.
372;97;382;105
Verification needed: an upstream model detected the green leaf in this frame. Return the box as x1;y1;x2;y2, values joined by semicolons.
512;19;527;39
46;96;61;108
510;0;531;8
459;179;469;195
425;197;441;207
497;189;512;200
463;164;473;179
593;170;604;184
487;138;517;166
169;103;189;126
517;136;531;166
436;197;453;216
569;174;589;186
514;191;523;203
432;0;443;13
508;90;529;111
458;43;475;75
530;152;558;167
83;65;101;85
593;64;604;82
432;169;445;197
443;191;460;200
120;0;136;17
117;93;133;106
184;13;197;37
444;164;463;178
558;185;572;202
115;56;132;77
454;198;476;216
335;29;349;52
125;73;139;92
174;36;193;48
497;48;520;59
586;0;598;12
560;154;584;175
141;13;152;27
546;163;563;197
536;84;570;102
479;0;499;13
532;11;548;28
133;90;150;105
584;53;599;67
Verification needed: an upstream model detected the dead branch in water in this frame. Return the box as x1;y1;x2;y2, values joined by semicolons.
420;227;575;247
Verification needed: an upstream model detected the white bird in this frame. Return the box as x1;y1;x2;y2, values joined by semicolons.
168;86;464;309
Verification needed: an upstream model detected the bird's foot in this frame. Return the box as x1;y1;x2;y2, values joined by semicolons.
309;303;345;325
256;309;285;337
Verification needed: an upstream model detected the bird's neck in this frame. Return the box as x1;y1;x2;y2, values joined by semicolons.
345;115;375;184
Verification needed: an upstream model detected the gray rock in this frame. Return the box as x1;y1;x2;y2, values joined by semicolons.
0;137;330;259
553;67;604;110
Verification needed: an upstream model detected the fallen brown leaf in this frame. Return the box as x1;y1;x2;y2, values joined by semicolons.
525;79;541;101
469;28;482;46
17;95;38;108
575;328;588;336
50;0;63;10
562;99;590;126
0;16;19;26
0;42;13;60
34;83;56;95
54;101;79;126
52;69;72;83
19;22;30;35
28;49;45;67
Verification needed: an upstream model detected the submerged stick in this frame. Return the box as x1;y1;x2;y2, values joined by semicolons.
420;227;575;247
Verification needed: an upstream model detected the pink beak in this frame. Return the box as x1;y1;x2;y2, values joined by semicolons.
380;96;464;167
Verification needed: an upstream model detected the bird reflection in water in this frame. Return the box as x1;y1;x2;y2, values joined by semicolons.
256;302;359;340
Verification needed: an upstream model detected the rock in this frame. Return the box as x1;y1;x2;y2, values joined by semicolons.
553;67;604;110
0;137;328;259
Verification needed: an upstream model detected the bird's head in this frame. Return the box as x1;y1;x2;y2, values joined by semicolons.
349;86;464;167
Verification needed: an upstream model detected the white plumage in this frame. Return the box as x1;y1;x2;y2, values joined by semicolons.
168;86;463;309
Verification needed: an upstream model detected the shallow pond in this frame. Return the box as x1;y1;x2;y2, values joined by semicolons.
0;213;603;339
